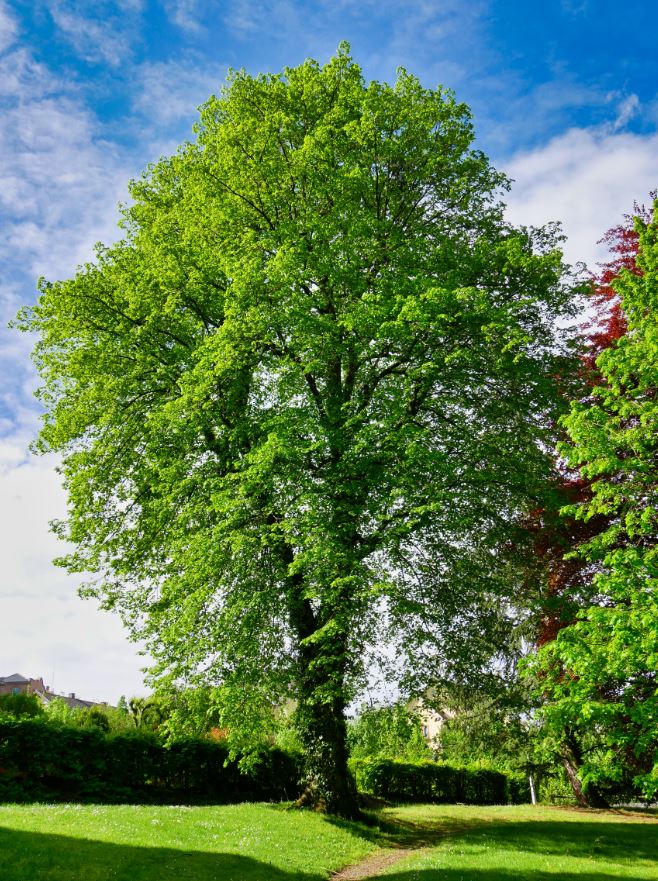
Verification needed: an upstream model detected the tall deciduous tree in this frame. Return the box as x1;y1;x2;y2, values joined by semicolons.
522;210;641;807
528;201;658;802
17;47;577;816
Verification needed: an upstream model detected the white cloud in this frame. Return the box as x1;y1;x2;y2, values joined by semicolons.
0;60;131;281
504;127;658;268
612;93;640;131
0;457;147;703
133;56;227;126
46;0;142;67
222;0;487;88
0;24;149;702
0;0;18;54
163;0;206;33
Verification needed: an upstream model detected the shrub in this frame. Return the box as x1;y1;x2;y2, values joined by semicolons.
351;757;528;805
0;692;44;719
0;718;301;804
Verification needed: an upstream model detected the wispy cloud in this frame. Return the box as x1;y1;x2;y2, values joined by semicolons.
0;0;18;54
612;93;640;131
45;0;143;67
222;0;488;82
560;0;590;15
132;54;227;127
0;92;131;280
162;0;207;33
0;33;134;284
0;9;150;699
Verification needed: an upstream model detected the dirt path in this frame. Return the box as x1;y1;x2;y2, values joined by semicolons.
331;846;419;880
330;814;478;880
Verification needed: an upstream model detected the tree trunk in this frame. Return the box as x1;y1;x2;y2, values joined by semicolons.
285;568;361;819
294;685;359;818
560;735;610;808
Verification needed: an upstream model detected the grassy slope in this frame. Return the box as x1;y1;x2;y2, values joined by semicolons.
0;802;377;881
379;804;658;880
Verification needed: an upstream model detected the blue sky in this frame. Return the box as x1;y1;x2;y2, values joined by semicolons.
1;0;657;703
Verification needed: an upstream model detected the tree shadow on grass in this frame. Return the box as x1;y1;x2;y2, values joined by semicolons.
457;818;658;865
325;808;487;848
0;826;323;881
382;871;650;881
379;816;658;881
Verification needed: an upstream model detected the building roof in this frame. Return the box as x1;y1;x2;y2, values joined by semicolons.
1;673;108;709
38;690;96;710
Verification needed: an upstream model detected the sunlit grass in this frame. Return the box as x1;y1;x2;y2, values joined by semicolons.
0;802;376;881
1;801;657;880
378;804;658;880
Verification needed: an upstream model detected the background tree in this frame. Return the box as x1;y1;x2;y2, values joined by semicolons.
17;46;577;816
520;209;643;807
0;692;44;719
347;703;432;762
526;200;658;802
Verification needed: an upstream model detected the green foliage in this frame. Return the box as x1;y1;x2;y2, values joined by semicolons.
526;204;658;801
350;757;526;804
43;697;79;726
348;703;432;761
0;717;301;804
0;693;44;719
16;44;579;813
99;703;135;733
154;688;220;741
43;698;133;734
437;703;534;772
82;708;111;732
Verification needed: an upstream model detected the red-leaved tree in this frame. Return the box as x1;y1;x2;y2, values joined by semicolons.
526;198;653;806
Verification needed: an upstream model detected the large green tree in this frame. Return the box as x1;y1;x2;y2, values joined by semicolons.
527;204;658;802
18;47;577;816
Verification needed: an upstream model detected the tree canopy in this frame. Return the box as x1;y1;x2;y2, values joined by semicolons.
18;45;578;816
528;203;658;802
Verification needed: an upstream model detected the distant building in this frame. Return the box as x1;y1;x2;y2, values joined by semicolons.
0;672;108;709
0;673;45;697
408;694;456;745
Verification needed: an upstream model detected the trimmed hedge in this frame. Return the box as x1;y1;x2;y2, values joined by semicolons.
0;718;301;804
351;757;530;805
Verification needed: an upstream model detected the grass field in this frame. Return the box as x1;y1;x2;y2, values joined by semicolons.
381;804;658;880
0;802;656;880
0;802;377;880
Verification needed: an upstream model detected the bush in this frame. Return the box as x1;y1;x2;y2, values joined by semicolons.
0;693;44;719
0;718;301;804
351;757;529;805
506;771;532;805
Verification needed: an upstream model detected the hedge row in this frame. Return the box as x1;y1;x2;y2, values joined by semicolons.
351;757;530;804
0;718;302;804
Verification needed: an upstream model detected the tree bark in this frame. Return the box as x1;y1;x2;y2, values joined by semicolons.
560;735;610;809
285;568;361;819
294;682;360;818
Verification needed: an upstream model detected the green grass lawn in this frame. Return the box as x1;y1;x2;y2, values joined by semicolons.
379;804;658;880
0;802;377;880
0;802;656;881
